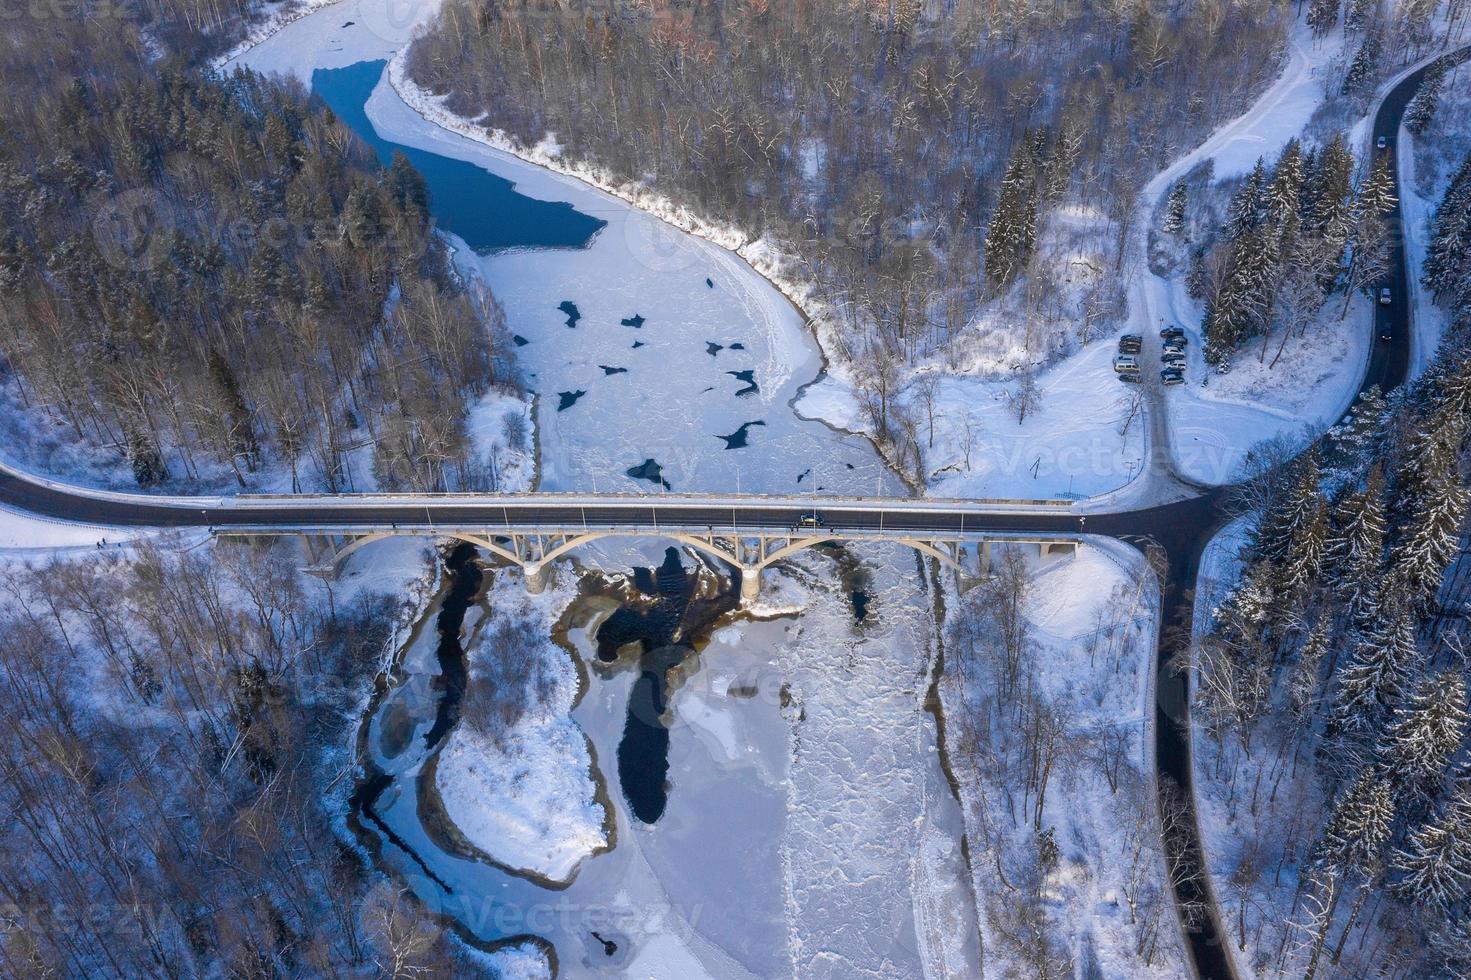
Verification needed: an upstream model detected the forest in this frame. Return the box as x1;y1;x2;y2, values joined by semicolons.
0;16;524;492
1190;139;1471;976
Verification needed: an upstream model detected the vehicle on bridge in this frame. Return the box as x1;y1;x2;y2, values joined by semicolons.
798;512;825;529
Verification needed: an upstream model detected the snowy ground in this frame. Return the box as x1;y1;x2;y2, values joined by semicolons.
1403;58;1471;375
434;575;608;884
1137;21;1464;485
941;540;1188;977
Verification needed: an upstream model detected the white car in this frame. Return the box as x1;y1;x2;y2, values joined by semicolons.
1379;286;1392;306
1114;355;1140;373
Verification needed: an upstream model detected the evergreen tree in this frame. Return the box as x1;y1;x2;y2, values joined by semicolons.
984;142;1038;288
1342;32;1382;96
1405;59;1448;136
1315;769;1396;874
1289;617;1334;720
1163;180;1188;235
1307;0;1341;35
1424;152;1471;301
1327;464;1387;623
1334;601;1418;730
1359;156;1397;218
1344;0;1375;30
1394;789;1471;909
1281;496;1331;601
1381;671;1468;791
1256;448;1323;562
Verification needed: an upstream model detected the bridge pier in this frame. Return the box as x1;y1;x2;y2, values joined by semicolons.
740;565;762;605
524;562;549;595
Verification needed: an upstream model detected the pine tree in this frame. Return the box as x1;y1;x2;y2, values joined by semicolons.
1282;497;1331;600
1256;448;1323;562
1381;671;1468;790
1334;602;1418;730
1307;0;1341;35
1315;769;1396;874
1405;59;1448;136
985;142;1038;287
1163;180;1188;235
1307;133;1357;281
1359;156;1397;218
1344;0;1375;30
1394;789;1471;909
1327;465;1387;623
1342;32;1382;97
1289;617;1334;720
1424;152;1471;300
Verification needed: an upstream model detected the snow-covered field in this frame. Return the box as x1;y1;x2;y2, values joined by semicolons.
942;539;1187;977
434;576;608;884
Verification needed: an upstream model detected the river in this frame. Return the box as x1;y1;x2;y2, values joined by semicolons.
231;8;976;977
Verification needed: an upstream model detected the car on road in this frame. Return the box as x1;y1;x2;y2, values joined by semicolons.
798;512;825;529
1160;325;1185;341
1114;354;1140;372
1160;368;1185;386
1376;134;1389;150
1380;286;1392;306
1380;319;1393;342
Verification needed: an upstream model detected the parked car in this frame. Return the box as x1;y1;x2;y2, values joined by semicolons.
1118;333;1143;351
1117;370;1142;384
1114;355;1140;372
1161;368;1185;386
1160;325;1185;341
1161;350;1187;366
1379;286;1392;306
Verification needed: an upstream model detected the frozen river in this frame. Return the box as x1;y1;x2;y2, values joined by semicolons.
232;7;976;977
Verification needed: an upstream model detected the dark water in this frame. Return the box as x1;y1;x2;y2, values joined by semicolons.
600;365;628;376
594;549;737;824
351;543;483;894
558;300;581;328
727;370;758;397
310;61;605;253
626;458;671;489
557;390;587;411
631;341;646;349
512;334;529;347
620;314;646;328
706;342;724;357
728;342;745;351
718;420;765;449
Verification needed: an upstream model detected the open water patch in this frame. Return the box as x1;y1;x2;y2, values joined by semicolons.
310;61;604;252
557;390;587;411
558;300;582;328
727;370;758;397
718;420;766;449
620;313;646;328
626;458;671;489
599;365;628;376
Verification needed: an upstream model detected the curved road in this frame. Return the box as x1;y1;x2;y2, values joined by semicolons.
0;44;1456;980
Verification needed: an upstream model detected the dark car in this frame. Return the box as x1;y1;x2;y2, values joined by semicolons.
1118;333;1143;351
1161;368;1185;386
1118;370;1142;384
798;512;825;529
1380;321;1393;342
1160;325;1185;341
1161;350;1187;366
